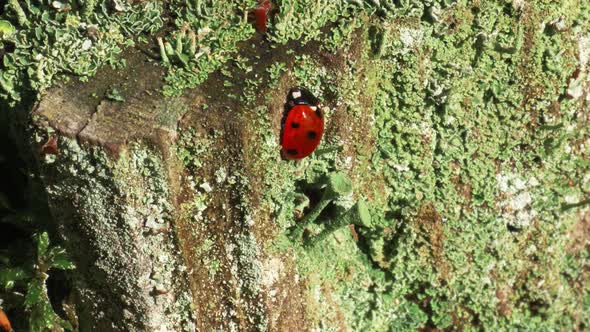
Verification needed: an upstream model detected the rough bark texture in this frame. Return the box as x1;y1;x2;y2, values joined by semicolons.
27;43;331;330
2;1;589;331
30;50;196;331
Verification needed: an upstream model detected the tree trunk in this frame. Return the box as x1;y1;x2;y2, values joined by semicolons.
22;40;365;330
2;2;589;330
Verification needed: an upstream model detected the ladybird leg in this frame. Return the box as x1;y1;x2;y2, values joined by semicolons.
313;145;343;156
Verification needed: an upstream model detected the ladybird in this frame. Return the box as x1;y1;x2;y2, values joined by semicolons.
281;87;324;160
0;308;11;332
41;135;58;155
254;0;271;34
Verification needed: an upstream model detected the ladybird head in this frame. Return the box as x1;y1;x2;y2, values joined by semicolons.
286;87;320;107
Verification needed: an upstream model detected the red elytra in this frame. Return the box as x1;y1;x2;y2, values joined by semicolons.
0;308;11;332
281;104;324;160
254;0;271;33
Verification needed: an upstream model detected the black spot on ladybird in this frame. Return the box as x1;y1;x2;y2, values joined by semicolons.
307;131;317;139
291;122;300;128
287;149;298;155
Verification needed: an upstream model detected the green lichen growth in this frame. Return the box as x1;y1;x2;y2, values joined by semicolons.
352;0;589;329
159;0;257;96
2;0;589;330
291;172;353;241
0;0;163;104
245;0;590;330
268;0;354;44
0;20;15;38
